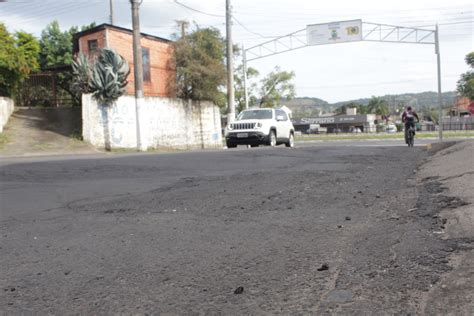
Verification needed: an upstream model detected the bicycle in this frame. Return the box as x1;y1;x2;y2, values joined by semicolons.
406;125;415;147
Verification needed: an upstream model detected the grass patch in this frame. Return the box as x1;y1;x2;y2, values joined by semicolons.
296;131;474;142
33;143;55;151
0;133;8;149
70;129;83;141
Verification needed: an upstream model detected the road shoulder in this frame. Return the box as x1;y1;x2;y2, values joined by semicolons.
418;140;474;314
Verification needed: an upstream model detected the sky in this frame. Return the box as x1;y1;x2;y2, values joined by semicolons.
0;0;473;103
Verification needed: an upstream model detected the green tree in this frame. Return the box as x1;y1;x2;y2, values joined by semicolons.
234;64;259;112
39;21;96;69
0;24;18;96
335;102;367;115
334;104;347;115
38;21;96;105
457;51;474;100
0;24;40;97
259;66;295;108
16;31;40;75
39;21;74;69
173;25;227;106
367;96;389;116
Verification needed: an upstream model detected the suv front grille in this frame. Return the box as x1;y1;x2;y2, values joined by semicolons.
231;123;255;130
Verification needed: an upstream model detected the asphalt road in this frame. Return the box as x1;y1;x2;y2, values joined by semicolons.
0;142;469;313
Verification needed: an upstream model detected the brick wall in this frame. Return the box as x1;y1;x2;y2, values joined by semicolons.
77;31;107;57
77;27;176;97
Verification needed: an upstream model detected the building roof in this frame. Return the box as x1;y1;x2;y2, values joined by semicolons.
72;23;173;53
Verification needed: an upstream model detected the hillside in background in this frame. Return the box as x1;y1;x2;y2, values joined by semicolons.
281;91;458;118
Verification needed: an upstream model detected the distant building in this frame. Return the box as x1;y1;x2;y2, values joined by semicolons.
292;114;377;133
346;107;357;116
449;96;474;116
73;24;175;98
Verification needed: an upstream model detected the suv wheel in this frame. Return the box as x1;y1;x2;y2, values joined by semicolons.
226;142;237;148
285;132;294;148
268;130;276;147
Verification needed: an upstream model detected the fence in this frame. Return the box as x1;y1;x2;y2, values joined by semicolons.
441;117;474;131
16;70;76;107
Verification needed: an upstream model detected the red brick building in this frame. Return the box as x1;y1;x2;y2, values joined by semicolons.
450;96;474;116
73;24;175;97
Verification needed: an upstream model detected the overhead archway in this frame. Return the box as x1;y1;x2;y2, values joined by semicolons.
241;20;444;140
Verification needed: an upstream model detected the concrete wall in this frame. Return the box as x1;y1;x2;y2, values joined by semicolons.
82;94;222;150
0;97;14;133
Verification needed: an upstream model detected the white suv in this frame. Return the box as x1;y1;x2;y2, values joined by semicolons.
225;108;295;148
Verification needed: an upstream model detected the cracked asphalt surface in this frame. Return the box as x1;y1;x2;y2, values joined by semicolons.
1;143;472;314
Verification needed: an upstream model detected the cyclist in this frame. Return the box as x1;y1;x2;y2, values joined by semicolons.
401;106;420;144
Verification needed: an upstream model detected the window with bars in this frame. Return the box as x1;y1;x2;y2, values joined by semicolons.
88;39;98;52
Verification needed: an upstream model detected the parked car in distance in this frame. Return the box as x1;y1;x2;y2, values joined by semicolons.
349;127;362;133
386;124;397;133
224;108;295;148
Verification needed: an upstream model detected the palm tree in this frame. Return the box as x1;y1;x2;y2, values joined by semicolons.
367;96;389;116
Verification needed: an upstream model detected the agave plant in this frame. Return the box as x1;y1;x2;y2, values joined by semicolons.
71;53;92;98
89;49;130;104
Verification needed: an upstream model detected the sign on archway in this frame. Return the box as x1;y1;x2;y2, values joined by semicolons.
307;19;362;45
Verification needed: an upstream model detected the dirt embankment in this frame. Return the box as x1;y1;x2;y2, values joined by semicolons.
417;141;474;314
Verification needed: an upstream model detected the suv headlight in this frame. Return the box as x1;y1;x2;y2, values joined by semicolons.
227;124;233;130
255;122;263;129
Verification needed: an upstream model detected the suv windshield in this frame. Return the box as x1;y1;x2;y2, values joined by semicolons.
237;109;273;120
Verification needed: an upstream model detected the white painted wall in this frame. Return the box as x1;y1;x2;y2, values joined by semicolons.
0;97;14;133
346;108;357;115
82;94;222;150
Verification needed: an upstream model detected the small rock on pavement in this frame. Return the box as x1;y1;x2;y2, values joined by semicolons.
234;286;244;294
345;216;351;221
337;225;343;228
317;264;329;271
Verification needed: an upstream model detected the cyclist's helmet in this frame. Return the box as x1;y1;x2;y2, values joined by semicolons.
407;106;412;111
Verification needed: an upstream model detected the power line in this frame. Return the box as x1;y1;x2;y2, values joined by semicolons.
233;4;473;16
0;1;75;18
417;20;474;27
5;2;95;25
232;16;276;39
172;0;224;18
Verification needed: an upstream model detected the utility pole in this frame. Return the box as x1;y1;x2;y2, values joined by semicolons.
226;0;235;123
435;24;443;141
177;20;189;38
130;0;144;150
109;0;115;25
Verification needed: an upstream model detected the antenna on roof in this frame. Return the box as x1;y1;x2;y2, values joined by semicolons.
109;0;115;25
